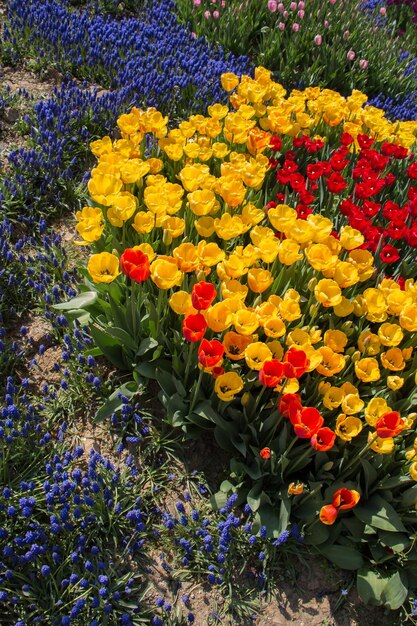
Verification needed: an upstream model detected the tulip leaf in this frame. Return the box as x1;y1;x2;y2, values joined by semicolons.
107;327;137;352
214;427;235;452
247;483;263;512
278;495;291;535
318;544;363;570
89;325;128;370
357;568;388;605
378;529;411;553
94;381;137;422
156;368;178;397
137;337;159;356
353;494;407;533
256;503;280;538
304;523;330;546
230;433;247;457
357;569;408;610
401;484;417;508
52;291;98;310
381;572;408;610
210;491;228;511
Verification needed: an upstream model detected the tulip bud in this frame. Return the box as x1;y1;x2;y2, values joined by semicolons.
351;350;361;362
308;277;317;291
163;230;172;246
309;304;319;319
322;461;333;471
241;392;251;406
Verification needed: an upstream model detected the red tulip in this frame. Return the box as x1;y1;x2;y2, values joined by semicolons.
290;407;324;439
182;313;207;343
120;248;150;282
259;360;284;387
191;282;216;310
198;339;224;368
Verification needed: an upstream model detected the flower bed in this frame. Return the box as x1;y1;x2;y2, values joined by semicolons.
65;67;417;606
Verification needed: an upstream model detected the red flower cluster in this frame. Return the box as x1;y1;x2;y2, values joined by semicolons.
319;488;361;525
279;393;336;452
269;131;417;269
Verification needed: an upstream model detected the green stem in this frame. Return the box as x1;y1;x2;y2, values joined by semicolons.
184;341;196;387
189;369;204;416
155;289;165;339
339;433;378;480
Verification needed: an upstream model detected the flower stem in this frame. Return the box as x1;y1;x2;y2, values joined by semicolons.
189;369;204;416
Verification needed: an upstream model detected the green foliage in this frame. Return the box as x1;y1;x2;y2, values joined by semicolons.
174;0;415;98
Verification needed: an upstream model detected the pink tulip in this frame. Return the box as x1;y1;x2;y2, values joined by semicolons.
283;10;288;18
298;0;305;7
278;21;285;30
204;10;211;18
324;19;329;28
314;34;322;45
298;9;305;18
268;0;278;11
290;1;297;9
278;2;285;11
346;50;355;61
292;22;300;32
359;59;368;69
380;7;386;15
213;10;219;18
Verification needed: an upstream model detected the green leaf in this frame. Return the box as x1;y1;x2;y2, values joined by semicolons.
214;427;235;452
357;568;388;605
210;491;228;511
52;291;98;310
278;494;291;535
156;368;178;397
89;325;128;370
353;494;407;533
360;459;378;494
304;523;330;546
247;483;262;512
137;337;159;356
134;362;158;379
257;504;280;538
381;572;408;610
357;569;408;610
94;381;137;422
107;327;137;352
192;402;230;430
318;544;363;570
220;480;234;493
378;530;411;553
401;484;417;508
230;433;247;457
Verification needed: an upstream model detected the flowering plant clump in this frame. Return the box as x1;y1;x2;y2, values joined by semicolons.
69;67;417;605
174;0;414;99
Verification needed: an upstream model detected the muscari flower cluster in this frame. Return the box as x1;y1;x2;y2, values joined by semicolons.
0;444;147;625
151;489;301;624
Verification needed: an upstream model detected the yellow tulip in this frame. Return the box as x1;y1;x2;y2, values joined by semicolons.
87;252;120;284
